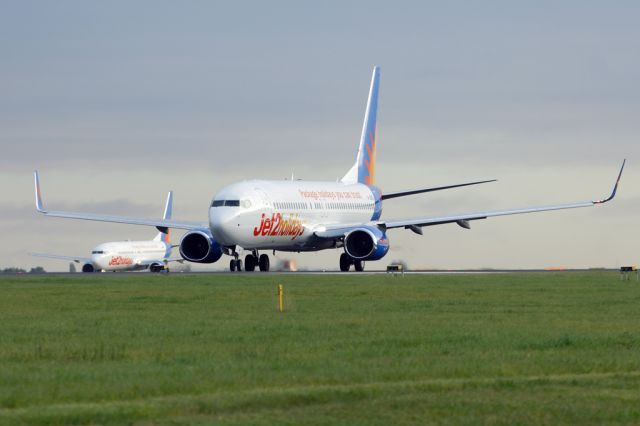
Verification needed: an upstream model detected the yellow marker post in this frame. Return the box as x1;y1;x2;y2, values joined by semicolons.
278;284;284;312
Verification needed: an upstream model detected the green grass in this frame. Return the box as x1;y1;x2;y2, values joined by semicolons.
0;272;639;425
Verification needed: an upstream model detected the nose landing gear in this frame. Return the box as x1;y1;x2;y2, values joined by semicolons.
230;258;243;272
229;249;243;272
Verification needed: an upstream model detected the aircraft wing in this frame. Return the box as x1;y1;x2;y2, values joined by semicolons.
34;171;206;231
137;258;184;266
29;252;91;263
382;160;624;232
381;201;594;232
313;223;373;239
315;160;625;238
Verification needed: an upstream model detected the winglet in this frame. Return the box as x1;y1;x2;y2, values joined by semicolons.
163;191;173;220
593;159;625;204
154;191;173;244
161;191;173;244
34;170;46;213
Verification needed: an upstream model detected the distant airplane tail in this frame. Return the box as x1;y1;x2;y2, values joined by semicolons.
341;66;380;186
154;191;173;244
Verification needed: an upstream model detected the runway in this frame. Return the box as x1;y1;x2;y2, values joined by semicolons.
8;268;614;277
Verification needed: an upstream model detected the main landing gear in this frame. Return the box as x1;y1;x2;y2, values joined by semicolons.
229;251;270;272
339;253;365;272
149;264;167;273
244;252;270;272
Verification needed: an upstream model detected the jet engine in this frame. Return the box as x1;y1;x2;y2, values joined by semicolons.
82;263;95;273
179;230;223;263
344;226;390;260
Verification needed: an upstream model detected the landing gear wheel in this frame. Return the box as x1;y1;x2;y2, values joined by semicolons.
259;254;270;272
339;253;352;272
150;264;165;273
230;259;237;272
245;255;256;272
354;260;365;272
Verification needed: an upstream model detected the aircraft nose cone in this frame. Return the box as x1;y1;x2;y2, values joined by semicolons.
209;208;239;245
90;254;103;269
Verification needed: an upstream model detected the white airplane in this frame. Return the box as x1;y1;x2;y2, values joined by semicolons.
31;192;176;273
33;66;624;272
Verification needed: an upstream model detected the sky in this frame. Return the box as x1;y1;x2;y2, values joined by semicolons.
1;1;638;271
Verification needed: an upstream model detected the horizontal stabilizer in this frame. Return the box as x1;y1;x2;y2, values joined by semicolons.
382;179;497;200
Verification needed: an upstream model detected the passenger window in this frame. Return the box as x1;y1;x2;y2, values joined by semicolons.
211;200;240;207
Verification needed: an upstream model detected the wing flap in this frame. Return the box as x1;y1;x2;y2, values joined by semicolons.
138;258;184;267
382;201;592;230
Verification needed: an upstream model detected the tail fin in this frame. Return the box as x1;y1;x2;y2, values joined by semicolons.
341;66;380;185
154;191;173;244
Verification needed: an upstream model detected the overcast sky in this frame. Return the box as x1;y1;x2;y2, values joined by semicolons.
1;1;638;271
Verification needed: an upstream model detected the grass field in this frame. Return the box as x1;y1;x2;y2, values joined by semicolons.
0;271;639;425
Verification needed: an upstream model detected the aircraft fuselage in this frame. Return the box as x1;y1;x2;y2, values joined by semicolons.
89;240;170;271
209;180;382;251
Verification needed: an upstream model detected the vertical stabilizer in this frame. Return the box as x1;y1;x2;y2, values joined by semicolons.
341;66;380;185
154;191;173;244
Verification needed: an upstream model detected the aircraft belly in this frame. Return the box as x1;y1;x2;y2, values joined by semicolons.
237;230;314;250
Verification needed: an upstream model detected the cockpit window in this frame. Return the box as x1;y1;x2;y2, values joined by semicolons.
211;199;240;207
91;250;104;254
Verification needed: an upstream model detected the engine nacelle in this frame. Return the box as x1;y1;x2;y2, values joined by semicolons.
82;263;95;273
179;230;223;263
344;226;390;260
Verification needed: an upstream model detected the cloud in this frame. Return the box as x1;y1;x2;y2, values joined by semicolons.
1;2;639;270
